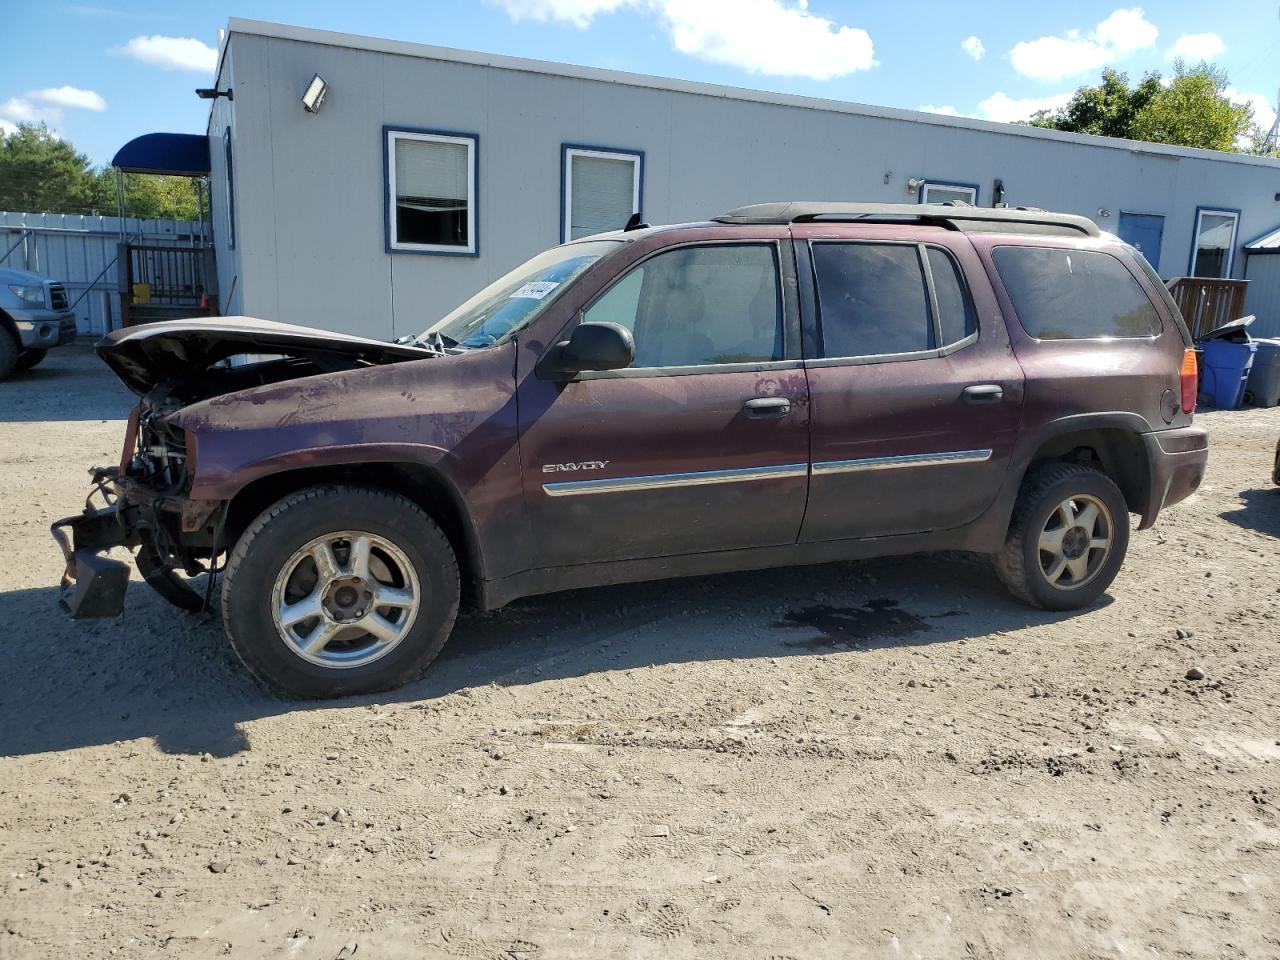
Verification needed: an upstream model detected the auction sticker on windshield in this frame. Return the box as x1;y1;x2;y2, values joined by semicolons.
510;281;560;300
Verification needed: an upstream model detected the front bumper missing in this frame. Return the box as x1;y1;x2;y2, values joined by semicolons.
51;500;137;619
51;471;210;619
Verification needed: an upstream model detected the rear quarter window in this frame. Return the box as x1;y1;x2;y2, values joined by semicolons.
992;245;1162;340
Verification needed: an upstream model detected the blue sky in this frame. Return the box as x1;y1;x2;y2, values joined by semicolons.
2;1;1277;165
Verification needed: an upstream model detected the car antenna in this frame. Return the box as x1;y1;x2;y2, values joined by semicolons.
624;212;650;231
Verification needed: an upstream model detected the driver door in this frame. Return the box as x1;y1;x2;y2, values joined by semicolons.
516;236;810;568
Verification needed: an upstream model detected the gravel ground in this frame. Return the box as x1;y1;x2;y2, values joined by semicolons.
2;345;1279;959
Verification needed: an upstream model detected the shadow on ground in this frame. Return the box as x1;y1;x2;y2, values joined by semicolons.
1219;487;1280;539
0;552;1100;760
0;343;137;423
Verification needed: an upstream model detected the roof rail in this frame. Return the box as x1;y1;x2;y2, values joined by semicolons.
713;201;1101;238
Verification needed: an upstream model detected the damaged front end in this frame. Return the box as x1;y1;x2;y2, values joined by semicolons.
52;316;443;620
52;402;224;619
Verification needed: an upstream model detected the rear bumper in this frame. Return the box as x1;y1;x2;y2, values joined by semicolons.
1138;425;1209;529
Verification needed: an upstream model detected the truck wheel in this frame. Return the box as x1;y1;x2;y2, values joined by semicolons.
221;485;460;699
0;329;18;380
994;462;1130;611
17;348;47;371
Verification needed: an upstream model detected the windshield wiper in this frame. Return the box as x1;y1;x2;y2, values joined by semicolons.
394;331;454;353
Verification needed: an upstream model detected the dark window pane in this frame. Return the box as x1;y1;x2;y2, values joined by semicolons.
812;243;932;357
583;244;781;367
393;136;471;248
926;247;976;346
993;246;1161;339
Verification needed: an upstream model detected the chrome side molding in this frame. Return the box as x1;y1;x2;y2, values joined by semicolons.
812;449;992;475
543;462;808;497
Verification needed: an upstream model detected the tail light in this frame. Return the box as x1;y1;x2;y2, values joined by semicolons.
1180;348;1198;414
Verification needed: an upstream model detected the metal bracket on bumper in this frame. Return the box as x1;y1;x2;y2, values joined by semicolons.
51;473;140;619
51;510;132;619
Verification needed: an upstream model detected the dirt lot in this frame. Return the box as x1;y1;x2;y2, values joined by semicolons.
2;345;1279;959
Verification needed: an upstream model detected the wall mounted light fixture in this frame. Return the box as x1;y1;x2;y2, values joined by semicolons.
302;74;328;114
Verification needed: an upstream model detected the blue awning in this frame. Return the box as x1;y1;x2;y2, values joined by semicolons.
112;133;210;177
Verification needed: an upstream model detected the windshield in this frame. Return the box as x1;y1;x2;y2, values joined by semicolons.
428;240;622;347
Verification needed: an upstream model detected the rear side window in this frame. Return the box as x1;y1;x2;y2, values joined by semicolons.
993;246;1162;340
811;242;975;358
927;247;977;346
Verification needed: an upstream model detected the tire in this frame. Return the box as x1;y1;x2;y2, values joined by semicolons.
0;329;18;380
221;485;460;698
994;462;1130;611
16;348;46;371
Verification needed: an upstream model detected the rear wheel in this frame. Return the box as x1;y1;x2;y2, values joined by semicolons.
16;348;46;371
994;462;1130;610
222;485;460;698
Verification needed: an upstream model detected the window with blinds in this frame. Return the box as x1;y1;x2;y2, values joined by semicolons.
387;129;477;254
563;147;641;242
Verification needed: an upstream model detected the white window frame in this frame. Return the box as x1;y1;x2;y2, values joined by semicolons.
386;128;478;256
1189;207;1240;278
920;180;978;206
562;146;642;244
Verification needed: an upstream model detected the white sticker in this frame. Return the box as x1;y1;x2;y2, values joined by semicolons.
510;280;560;300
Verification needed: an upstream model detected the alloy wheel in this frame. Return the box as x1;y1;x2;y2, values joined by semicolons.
270;531;421;669
1036;494;1113;591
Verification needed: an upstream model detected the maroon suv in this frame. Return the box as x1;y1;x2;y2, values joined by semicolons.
53;202;1208;698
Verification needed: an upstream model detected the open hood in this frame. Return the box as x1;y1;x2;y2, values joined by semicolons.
97;316;440;399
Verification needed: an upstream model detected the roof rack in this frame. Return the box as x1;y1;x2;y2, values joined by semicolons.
713;202;1101;238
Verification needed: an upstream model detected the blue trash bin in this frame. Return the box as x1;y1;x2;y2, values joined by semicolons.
1200;338;1257;409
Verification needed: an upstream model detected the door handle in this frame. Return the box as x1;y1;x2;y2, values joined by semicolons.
962;384;1004;404
743;396;791;419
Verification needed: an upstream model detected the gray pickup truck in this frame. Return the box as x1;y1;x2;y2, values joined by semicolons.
0;266;77;378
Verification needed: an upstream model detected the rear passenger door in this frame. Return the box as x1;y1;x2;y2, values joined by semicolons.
794;225;1024;542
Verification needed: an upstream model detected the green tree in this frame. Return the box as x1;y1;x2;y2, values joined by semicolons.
1030;68;1162;139
0;123;98;213
0;122;202;219
1026;61;1254;153
1130;60;1253;152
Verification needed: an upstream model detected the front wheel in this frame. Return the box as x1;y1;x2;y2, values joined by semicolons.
994;462;1130;610
221;485;460;698
16;348;47;371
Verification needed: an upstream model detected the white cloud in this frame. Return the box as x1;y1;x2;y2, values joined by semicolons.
1226;87;1276;147
0;97;63;136
1165;32;1225;62
919;104;967;117
489;0;875;79
0;83;108;137
31;86;106;112
977;91;1073;123
490;0;631;27
1010;7;1158;82
961;35;985;60
113;35;217;72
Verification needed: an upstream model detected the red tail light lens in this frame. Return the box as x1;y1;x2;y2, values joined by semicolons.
1180;348;1198;414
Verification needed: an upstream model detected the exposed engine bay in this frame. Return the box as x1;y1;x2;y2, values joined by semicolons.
52;316;442;618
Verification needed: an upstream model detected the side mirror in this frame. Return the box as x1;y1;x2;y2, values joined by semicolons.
547;321;635;376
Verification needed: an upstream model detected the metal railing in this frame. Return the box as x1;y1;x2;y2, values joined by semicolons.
126;244;208;306
1166;276;1250;339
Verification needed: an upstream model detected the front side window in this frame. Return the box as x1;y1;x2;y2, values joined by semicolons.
429;240;620;347
993;245;1162;340
387;128;477;254
921;181;978;205
582;244;782;368
563;146;641;242
1190;208;1239;278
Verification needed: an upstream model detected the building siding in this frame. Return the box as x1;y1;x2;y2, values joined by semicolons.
215;20;1280;341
